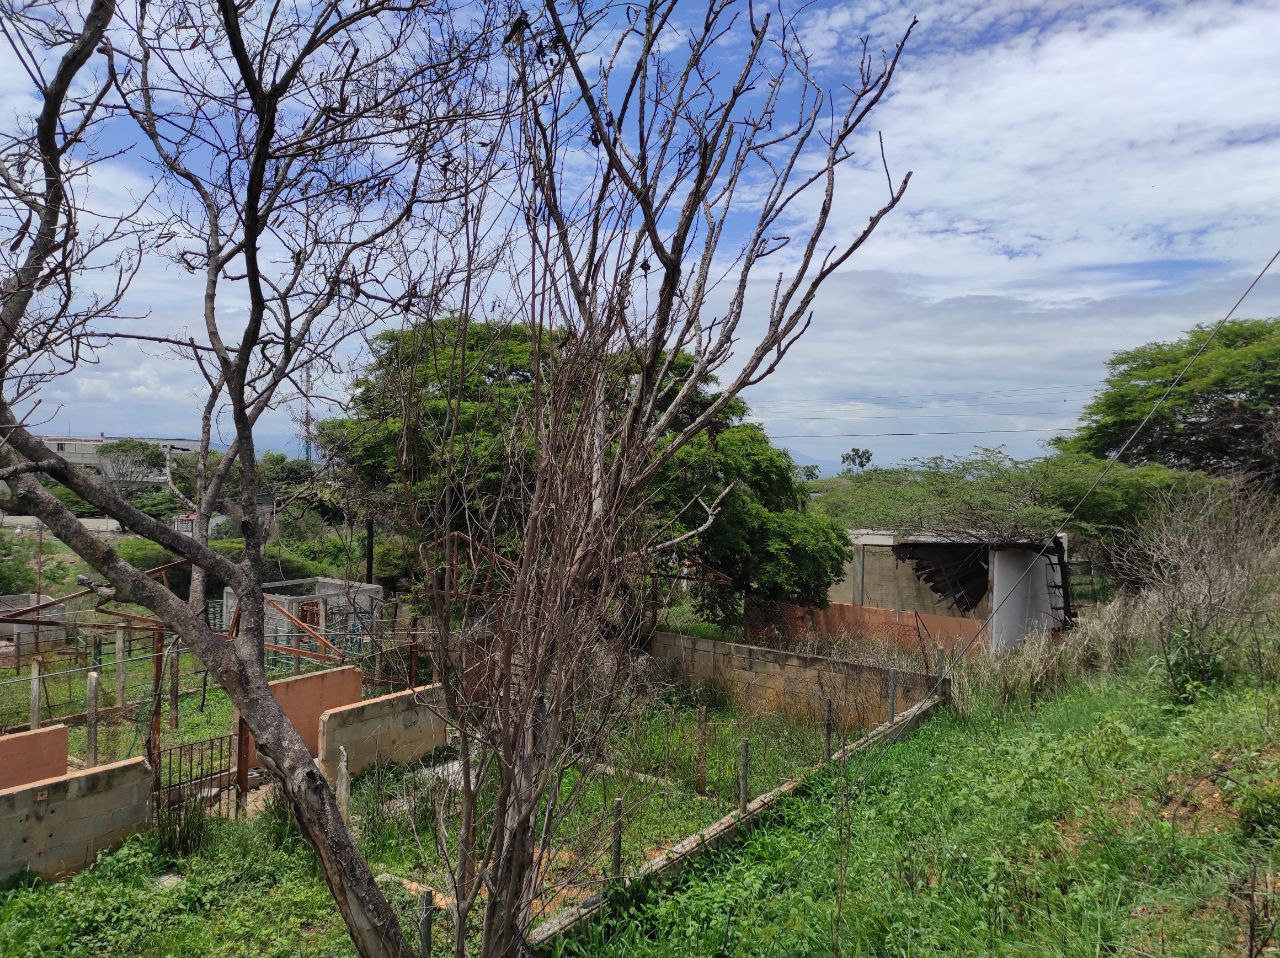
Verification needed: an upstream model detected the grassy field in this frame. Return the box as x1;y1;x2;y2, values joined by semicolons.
567;670;1280;957
0;694;830;956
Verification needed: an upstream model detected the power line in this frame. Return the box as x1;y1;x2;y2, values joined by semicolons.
745;381;1099;407
770;426;1069;438
757;409;1075;423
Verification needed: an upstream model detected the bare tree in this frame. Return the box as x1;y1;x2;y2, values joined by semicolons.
3;0;914;954
352;3;920;953
0;0;509;954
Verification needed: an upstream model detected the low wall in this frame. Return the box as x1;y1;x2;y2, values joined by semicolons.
318;683;448;781
240;666;363;768
746;599;984;655
650;631;942;728
0;757;151;880
0;725;68;790
530;693;947;951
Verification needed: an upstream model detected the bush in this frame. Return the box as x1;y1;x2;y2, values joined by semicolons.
114;535;335;599
1236;782;1280;841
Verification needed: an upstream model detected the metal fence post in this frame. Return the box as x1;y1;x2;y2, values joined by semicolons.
86;670;99;766
418;889;435;958
887;669;897;724
739;738;750;816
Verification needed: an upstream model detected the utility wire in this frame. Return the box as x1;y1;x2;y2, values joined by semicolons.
771;426;1069;438
723;241;1280;954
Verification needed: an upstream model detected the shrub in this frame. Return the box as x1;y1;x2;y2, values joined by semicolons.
1237;782;1280;841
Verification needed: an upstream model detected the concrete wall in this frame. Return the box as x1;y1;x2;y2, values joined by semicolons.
0;725;69;790
650;631;940;728
746;599;983;654
0;594;69;657
0;757;151;880
991;548;1060;651
317;683;448;781
239;666;363;767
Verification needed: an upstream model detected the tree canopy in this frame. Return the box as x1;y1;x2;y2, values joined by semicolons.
1059;318;1280;478
808;447;1212;557
321;320;850;615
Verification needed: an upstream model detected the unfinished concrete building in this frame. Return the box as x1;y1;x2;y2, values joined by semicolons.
222;577;383;660
750;529;1072;653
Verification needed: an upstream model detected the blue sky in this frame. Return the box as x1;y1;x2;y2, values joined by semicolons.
9;0;1280;472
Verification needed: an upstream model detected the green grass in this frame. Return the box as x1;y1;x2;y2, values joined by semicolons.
0;694;821;955
567;670;1280;956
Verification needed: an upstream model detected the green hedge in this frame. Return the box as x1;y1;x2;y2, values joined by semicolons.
114;537;333;598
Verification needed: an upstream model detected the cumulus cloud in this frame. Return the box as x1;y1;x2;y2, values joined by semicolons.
21;0;1280;471
739;0;1280;471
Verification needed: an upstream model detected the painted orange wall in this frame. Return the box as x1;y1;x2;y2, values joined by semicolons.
0;724;69;790
240;666;363;767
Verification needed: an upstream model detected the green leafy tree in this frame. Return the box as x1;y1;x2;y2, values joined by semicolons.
810;447;1211;559
654;424;850;625
323;320;849;616
1060;318;1280;476
0;529;37;594
840;446;873;474
97;439;166;491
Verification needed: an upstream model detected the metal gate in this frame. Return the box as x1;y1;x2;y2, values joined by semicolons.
155;732;235;809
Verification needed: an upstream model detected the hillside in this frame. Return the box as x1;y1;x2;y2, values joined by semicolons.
571;668;1280;956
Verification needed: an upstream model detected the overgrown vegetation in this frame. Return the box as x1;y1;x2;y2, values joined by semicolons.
570;667;1279;957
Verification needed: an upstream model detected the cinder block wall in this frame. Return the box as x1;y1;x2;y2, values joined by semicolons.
0;724;68;789
651;632;940;729
746;599;984;654
317;683;447;780
239;666;363;767
0;757;151;881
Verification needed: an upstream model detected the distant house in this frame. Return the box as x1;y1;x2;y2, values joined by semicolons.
35;434;201;486
748;529;1072;653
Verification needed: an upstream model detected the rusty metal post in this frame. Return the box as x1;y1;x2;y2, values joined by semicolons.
739;738;750;816
887;669;897;724
235;716;250;816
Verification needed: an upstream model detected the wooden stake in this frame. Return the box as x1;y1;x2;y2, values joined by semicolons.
115;627;126;709
695;704;708;795
337;746;351;824
887;669;897;724
168;641;180;730
86;670;99;766
824;698;834;763
29;656;41;729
